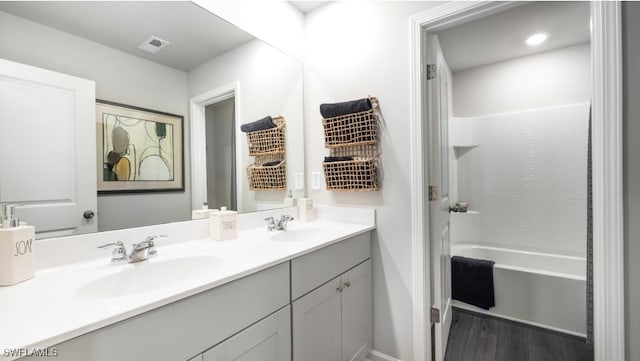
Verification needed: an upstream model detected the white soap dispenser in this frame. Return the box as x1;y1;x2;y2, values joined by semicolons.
284;189;297;207
0;204;35;286
209;206;238;241
298;192;314;222
192;203;212;219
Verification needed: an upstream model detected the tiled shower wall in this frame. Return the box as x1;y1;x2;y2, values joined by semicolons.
455;103;590;257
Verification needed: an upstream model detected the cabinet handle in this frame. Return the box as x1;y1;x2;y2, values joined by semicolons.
344;281;351;288
336;286;343;292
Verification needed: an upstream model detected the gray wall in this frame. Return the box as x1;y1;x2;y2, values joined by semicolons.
622;3;640;361
0;11;191;231
205;98;235;210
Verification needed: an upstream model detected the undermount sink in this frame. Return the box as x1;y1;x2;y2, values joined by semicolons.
76;256;223;299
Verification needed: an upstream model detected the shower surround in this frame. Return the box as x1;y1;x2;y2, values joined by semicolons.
450;103;590;335
452;103;590;258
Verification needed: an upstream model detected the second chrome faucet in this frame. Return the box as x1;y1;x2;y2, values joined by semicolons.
265;215;294;231
98;235;167;264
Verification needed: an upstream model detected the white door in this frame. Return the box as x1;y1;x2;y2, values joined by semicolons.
0;59;97;238
427;34;453;361
203;306;291;361
341;260;372;361
292;276;342;361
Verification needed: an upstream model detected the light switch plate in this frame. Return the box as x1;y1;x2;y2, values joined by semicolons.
311;172;322;190
294;172;304;190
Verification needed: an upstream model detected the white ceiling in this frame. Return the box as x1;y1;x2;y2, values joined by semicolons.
289;1;328;14
0;1;255;72
437;1;590;72
0;1;588;73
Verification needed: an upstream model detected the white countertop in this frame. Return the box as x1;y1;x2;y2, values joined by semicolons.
0;215;374;360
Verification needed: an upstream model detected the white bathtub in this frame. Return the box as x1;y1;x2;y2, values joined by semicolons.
451;243;586;337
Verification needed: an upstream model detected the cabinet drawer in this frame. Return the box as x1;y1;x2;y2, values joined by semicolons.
291;232;370;300
32;262;290;361
203;305;291;361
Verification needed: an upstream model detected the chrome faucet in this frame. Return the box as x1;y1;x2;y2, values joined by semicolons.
129;235;164;262
98;235;166;264
97;241;128;263
265;215;294;231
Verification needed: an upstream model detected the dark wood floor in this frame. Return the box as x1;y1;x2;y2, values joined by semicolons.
444;308;593;361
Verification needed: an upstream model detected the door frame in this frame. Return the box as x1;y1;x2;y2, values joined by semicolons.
409;2;624;361
190;81;243;212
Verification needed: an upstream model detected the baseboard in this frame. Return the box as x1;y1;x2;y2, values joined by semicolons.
366;350;402;361
452;303;587;339
353;344;371;361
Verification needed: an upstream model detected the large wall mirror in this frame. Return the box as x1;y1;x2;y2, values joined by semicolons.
0;1;304;238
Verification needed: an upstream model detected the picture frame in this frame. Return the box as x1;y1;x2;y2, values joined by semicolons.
96;100;184;193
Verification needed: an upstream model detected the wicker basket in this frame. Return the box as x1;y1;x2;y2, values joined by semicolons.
322;97;378;148
322;157;377;191
246;116;286;156
247;160;286;191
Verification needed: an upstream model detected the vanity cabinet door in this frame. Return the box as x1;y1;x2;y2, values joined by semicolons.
292;260;372;361
291;232;370;301
341;260;372;361
202;306;291;361
292;276;343;361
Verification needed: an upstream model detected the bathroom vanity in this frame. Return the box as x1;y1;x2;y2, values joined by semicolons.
0;207;374;361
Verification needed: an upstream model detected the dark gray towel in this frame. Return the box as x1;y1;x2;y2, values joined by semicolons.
324;156;354;162
240;116;275;133
262;160;282;167
320;98;372;118
451;256;495;310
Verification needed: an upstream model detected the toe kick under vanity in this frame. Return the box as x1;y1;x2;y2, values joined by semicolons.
0;206;374;361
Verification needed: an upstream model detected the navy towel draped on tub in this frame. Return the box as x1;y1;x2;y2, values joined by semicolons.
451;255;496;310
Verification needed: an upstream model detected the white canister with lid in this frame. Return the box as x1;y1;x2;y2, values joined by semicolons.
209;206;237;241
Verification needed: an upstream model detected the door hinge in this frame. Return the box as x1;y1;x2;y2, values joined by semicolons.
426;64;437;80
429;186;438;201
431;307;441;323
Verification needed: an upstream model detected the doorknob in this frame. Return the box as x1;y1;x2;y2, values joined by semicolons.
83;210;95;219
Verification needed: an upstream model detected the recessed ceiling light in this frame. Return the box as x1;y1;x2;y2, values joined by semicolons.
525;33;549;46
138;36;170;54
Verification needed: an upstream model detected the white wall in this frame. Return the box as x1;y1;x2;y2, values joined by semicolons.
0;11;191;231
454;104;589;257
193;0;304;61
452;43;591;117
304;2;440;359
622;3;640;360
188;39;304;212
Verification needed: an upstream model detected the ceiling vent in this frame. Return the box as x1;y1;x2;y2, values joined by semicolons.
138;36;170;54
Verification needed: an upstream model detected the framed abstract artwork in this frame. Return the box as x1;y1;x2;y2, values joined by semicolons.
96;100;184;193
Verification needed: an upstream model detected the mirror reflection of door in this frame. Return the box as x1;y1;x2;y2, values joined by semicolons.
205;97;237;210
0;58;97;239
